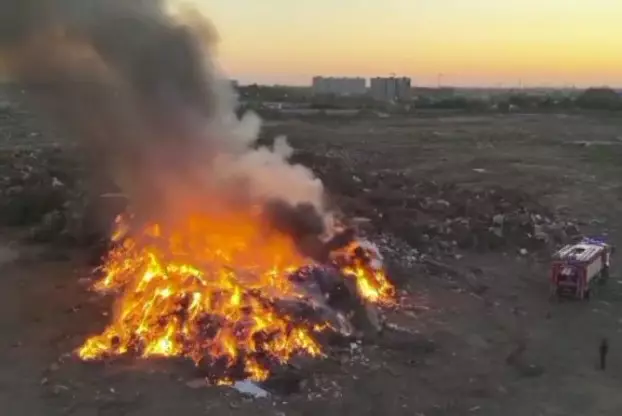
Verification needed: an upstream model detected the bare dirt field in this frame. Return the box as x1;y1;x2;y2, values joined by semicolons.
2;107;622;415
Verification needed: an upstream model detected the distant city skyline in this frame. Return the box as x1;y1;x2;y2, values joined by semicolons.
224;71;618;90
196;0;622;88
236;75;587;90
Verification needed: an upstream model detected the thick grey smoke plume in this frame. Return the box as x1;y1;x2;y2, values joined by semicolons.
0;0;331;245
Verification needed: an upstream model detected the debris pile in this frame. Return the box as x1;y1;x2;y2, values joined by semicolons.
77;211;394;385
0;147;117;245
0;143;582;265
293;151;581;257
0;141;581;266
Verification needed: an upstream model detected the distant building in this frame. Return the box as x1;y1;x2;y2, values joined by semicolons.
370;77;412;101
312;76;367;96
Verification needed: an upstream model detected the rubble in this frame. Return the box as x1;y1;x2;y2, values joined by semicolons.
292;150;581;258
0;141;581;264
0;147;119;246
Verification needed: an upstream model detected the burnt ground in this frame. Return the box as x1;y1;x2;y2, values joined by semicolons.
2;107;622;415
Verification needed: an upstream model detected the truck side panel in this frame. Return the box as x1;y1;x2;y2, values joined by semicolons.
586;256;603;282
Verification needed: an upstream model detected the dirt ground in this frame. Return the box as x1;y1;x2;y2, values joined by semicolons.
2;110;622;415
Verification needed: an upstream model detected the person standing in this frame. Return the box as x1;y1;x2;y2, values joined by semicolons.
599;338;609;370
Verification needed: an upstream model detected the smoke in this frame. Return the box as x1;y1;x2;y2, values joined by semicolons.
0;0;331;244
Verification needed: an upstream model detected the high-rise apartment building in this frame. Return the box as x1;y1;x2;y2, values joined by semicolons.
370;77;412;101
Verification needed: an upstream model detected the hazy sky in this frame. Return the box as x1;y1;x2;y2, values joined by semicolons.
198;0;622;87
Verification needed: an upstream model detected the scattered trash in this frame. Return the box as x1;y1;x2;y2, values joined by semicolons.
0;147;120;247
293;150;579;258
51;384;70;395
232;380;270;398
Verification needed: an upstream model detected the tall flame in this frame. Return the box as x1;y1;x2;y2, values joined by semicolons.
78;211;394;383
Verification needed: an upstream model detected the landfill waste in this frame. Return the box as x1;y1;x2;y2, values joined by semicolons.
0;146;121;246
292;150;581;257
232;380;270;398
0;103;581;263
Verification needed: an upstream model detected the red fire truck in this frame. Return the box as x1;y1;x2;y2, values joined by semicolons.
550;238;612;300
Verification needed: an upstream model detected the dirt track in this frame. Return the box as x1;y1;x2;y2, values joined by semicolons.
2;110;622;415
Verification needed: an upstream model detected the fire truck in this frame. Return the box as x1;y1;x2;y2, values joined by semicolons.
550;238;612;300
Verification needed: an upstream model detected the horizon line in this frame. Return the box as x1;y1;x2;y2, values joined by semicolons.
233;82;618;91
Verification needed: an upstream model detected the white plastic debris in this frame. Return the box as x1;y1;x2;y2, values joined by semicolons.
349;341;362;354
51;177;64;188
232;380;269;398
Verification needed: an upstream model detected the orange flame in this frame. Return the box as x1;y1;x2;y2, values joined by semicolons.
78;210;394;382
336;241;396;306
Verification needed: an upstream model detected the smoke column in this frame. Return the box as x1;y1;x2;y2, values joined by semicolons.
0;0;331;245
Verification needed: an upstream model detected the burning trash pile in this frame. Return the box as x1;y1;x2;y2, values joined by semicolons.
78;210;394;383
0;1;395;384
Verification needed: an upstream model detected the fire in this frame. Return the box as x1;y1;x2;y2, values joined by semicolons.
78;209;394;383
336;241;396;306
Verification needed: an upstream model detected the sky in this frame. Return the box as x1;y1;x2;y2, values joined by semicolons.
195;0;622;87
